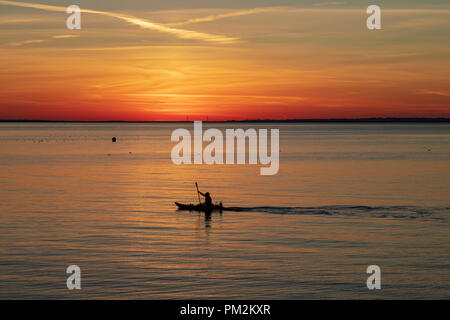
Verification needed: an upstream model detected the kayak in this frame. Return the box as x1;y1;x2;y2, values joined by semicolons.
175;202;225;212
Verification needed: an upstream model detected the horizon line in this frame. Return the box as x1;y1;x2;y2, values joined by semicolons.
1;118;450;123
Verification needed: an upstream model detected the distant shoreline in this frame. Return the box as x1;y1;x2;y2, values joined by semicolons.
0;118;449;123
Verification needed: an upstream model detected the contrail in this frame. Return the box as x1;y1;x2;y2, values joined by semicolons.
10;39;46;46
0;0;238;44
168;7;283;27
168;5;450;27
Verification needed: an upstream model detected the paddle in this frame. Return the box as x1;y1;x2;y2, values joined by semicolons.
195;182;201;204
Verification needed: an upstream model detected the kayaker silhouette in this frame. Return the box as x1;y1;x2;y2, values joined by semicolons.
198;191;212;206
173;182;222;212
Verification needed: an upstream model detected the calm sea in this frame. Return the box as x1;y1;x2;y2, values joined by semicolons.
0;122;449;299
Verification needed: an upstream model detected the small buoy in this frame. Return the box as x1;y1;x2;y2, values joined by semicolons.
112;137;117;142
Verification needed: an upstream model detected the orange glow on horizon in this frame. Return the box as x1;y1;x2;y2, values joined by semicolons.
0;3;449;120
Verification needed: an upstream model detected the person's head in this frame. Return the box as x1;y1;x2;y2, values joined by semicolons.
205;192;210;196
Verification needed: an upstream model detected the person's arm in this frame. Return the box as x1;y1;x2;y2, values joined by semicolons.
198;191;205;197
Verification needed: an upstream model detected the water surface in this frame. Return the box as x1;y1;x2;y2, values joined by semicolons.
0;122;449;299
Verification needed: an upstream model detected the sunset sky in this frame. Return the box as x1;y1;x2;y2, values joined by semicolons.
0;0;449;121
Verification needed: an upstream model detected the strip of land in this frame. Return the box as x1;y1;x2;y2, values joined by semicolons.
0;118;449;123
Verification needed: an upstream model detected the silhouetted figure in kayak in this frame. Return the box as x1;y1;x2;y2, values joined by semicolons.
198;191;212;206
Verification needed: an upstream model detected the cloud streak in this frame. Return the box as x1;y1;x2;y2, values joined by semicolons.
167;6;450;27
9;39;46;47
0;0;238;44
8;34;80;46
167;7;283;27
52;35;80;39
420;90;450;97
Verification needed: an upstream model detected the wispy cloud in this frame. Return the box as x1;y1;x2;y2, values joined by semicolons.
0;16;50;24
9;39;46;47
167;5;450;27
52;35;80;39
167;7;283;27
313;1;348;7
0;0;238;44
419;90;450;97
128;93;307;104
8;33;81;46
